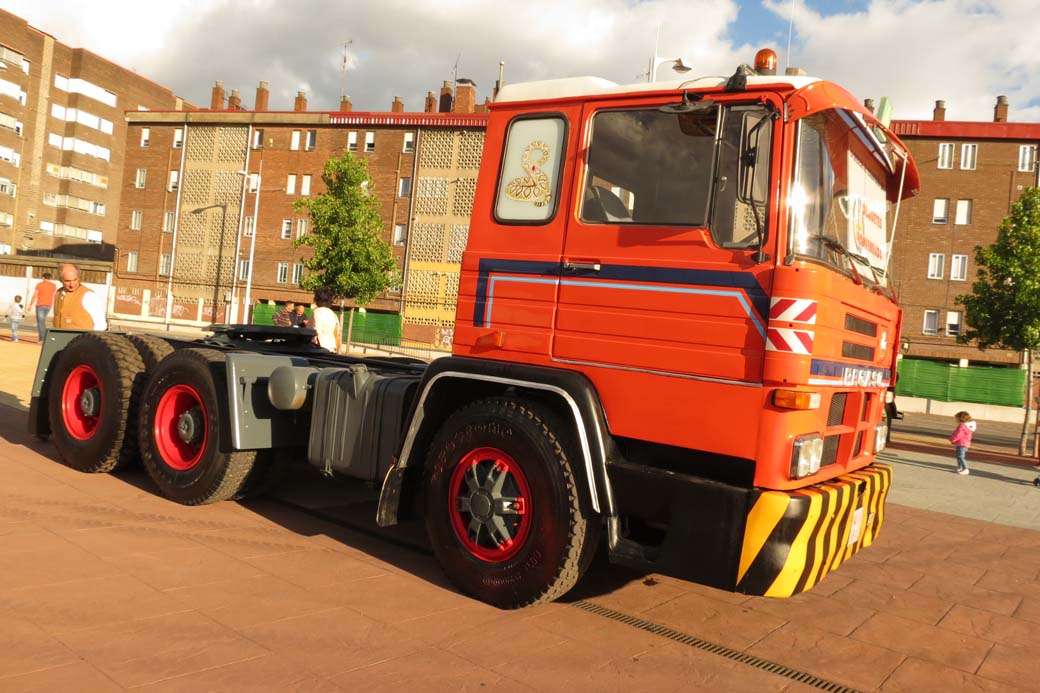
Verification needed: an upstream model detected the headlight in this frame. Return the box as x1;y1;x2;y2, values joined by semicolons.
875;423;887;453
791;434;824;479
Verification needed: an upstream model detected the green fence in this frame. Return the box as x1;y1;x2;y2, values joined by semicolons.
895;358;1026;407
250;304;401;345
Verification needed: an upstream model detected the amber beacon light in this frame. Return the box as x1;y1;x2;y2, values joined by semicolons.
754;48;778;75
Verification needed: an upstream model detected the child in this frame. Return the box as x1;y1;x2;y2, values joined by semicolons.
949;411;976;475
7;294;24;342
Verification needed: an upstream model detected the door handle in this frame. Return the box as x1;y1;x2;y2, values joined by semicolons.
563;261;601;273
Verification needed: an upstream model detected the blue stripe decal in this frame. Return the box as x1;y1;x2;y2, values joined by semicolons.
473;258;769;332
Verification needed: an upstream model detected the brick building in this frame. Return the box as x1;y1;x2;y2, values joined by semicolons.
0;9;188;262
112;80;487;341
889;97;1040;367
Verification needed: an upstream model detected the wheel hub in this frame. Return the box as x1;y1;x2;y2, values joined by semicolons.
78;387;100;418
448;448;532;563
177;407;203;444
469;489;494;520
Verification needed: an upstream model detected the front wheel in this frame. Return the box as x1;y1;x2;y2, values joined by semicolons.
138;348;258;505
424;397;598;609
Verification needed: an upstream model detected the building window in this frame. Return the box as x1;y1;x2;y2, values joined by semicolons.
927;253;944;279
946;311;962;337
348;131;357;152
932;198;949;224
281;218;292;239
364;131;375;152
1019;145;1037;172
393;224;407;245
160;253;172;276
960;143;977;170
244;215;254;237
168;170;179;191
134;168;147;188
140;128;150;147
238;259;251;281
398;177;411;197
300;174;311;196
290;130;301;151
163;211;174;232
296;218;308;238
951;254;968;281
173;128;183;149
292;263;304;285
306;130;317;150
126;251;138;272
955;199;972;225
923;309;939;335
286;174;296;195
403;132;415;153
0;178;16;197
131;209;143;231
276;262;289;283
252;128;264;149
937;143;953;169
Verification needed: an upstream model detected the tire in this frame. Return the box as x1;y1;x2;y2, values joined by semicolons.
48;333;146;473
424;397;598;609
127;333;174;370
138;348;258;505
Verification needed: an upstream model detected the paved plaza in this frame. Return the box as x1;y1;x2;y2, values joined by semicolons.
1;336;1040;691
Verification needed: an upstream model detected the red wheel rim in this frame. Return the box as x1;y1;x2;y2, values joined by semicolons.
153;384;208;471
61;364;103;440
448;446;532;563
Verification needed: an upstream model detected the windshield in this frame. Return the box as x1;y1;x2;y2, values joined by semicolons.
581;103;772;249
788;109;892;287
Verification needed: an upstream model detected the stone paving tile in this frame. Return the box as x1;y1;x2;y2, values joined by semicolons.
633;640;797;693
937;604;1036;649
525;603;666;661
829;578;954;625
0;661;123;692
239;606;424;679
0;615;78;680
321;572;476;624
880;657;1025;692
133;652;345;692
164;574;343;631
95;634;271;688
332;646;526;692
1009;596;1040;626
909;575;1023;617
976;641;1040;689
851;611;993;673
54;522;208;558
641;590;788;651
442;613;571;671
101;545;268;592
395;600;521;646
885;556;987;585
0;540;123;592
834;555;927;590
743;591;875;637
747;622;905;692
0;574;186;635
240;546;391;591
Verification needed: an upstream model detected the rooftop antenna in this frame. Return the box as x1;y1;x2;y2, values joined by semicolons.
785;1;795;72
341;40;353;98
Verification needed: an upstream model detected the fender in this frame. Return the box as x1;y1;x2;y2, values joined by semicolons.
376;356;616;527
27;329;92;437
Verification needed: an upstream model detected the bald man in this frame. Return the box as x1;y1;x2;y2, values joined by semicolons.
52;263;107;330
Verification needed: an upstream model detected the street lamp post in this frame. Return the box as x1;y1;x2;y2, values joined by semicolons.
240;160;263;324
190;202;229;323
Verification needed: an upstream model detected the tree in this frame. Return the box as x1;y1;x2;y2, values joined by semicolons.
956;187;1040;455
293;152;399;347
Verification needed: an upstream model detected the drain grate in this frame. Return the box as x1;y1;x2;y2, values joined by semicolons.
572;600;861;693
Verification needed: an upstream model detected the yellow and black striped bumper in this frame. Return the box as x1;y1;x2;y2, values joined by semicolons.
735;463;892;597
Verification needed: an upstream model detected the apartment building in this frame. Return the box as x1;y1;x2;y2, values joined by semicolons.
889;97;1040;367
0;9;187;261
112;80;487;338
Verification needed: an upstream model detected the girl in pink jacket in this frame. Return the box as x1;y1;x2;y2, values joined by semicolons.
950;411;976;475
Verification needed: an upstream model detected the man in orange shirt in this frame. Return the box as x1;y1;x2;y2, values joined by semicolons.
26;272;57;341
52;263;107;331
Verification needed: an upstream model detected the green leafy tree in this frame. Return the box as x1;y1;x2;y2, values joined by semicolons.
293;152;399;346
956;187;1040;454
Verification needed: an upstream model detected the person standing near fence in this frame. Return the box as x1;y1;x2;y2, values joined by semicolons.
26;272;57;341
311;287;341;353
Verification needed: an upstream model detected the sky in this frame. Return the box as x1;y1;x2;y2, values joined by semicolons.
3;0;1040;122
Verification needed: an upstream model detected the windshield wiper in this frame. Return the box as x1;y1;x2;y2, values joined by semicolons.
820;236;864;285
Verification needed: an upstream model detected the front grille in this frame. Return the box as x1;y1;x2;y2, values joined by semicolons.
844;313;878;336
827;393;847;426
842;341;875;361
822;435;840;466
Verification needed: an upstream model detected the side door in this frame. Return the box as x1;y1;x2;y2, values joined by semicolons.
551;97;776;383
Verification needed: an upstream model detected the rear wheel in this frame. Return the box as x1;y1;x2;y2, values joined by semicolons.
424;397;598;609
127;333;174;371
48;333;145;472
138;348;258;505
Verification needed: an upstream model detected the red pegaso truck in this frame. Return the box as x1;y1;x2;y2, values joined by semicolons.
30;49;918;609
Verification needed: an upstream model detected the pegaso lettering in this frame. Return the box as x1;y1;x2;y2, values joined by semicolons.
842;367;884;387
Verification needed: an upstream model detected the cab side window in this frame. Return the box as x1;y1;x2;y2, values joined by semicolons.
495;116;566;223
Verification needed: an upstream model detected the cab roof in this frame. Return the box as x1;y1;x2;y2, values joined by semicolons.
494;74;821;104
